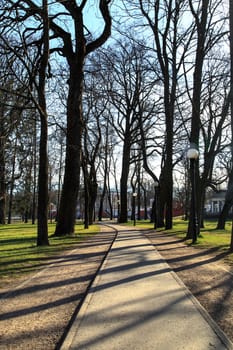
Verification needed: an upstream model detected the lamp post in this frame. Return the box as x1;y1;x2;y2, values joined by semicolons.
117;199;120;222
132;192;137;226
154;180;159;229
187;144;199;244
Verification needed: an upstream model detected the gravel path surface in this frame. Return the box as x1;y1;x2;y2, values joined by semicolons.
0;226;116;350
1;225;233;349
145;230;233;344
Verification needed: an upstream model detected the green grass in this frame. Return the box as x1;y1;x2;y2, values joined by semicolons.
0;222;100;284
162;219;232;249
126;218;233;264
2;218;233;285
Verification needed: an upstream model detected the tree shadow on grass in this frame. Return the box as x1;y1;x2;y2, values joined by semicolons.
0;250;109;279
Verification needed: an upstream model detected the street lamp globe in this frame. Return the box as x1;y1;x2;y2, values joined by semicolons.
187;146;199;160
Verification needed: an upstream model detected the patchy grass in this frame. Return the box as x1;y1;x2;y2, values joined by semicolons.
122;218;189;232
175;220;233;264
0;222;100;282
123;218;233;264
122;219;154;229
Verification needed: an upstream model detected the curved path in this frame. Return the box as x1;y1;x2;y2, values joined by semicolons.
61;224;233;350
0;227;117;350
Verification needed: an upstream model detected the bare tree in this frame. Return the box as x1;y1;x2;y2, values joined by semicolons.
132;0;194;229
0;0;50;245
199;64;231;228
229;0;233;250
186;0;229;240
52;0;112;236
98;37;157;222
36;0;50;245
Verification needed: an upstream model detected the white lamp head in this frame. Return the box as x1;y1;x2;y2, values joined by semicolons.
187;143;199;160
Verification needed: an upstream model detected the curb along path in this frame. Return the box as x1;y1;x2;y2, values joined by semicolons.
0;228;117;350
61;225;233;350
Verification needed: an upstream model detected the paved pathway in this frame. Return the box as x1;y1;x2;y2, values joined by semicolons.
61;226;233;350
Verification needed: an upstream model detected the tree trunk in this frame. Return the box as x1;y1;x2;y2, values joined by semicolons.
31;118;37;225
54;65;84;235
231;222;233;251
84;174;89;230
119;138;131;223
217;201;232;229
0;136;5;224
163;89;174;230
230;0;233;250
98;191;105;221
37;113;49;245
137;167;141;221
54;1;112;235
37;0;49;246
164;165;173;229
89;180;97;225
143;187;148;220
187;0;210;240
7;140;17;224
157;172;165;228
107;188;113;220
98;165;107;221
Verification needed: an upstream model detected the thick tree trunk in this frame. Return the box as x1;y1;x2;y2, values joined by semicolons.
163;89;174;230
89;182;98;224
7;140;17;224
217;201;232;229
54;67;83;236
32;119;37;225
84;175;89;229
119;176;129;223
187;0;210;241
37;113;49;245
53;1;112;235
0;135;5;224
119;138;131;223
230;0;233;250
163;155;173;230
37;0;49;246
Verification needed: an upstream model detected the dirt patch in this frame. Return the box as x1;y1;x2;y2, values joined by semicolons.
0;228;116;350
145;230;233;343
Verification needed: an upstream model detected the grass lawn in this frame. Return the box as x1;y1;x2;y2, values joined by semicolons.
0;222;100;283
1;218;233;285
124;218;233;264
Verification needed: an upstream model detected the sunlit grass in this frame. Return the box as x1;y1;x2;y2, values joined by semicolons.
122;218;233;264
2;217;233;284
122;220;153;229
122;218;189;231
0;222;100;282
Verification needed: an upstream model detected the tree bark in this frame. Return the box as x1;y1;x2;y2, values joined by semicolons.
229;0;233;250
0;136;5;224
37;0;49;246
54;1;112;235
54;66;84;235
187;0;210;240
119;137;131;223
